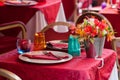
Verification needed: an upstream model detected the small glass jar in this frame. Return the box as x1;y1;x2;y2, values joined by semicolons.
16;39;31;54
33;32;46;50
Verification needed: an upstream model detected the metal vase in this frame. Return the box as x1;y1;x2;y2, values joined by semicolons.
93;36;105;57
84;37;105;58
84;39;96;58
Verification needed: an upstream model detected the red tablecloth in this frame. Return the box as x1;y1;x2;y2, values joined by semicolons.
99;7;120;49
0;49;116;80
99;7;120;37
0;0;60;24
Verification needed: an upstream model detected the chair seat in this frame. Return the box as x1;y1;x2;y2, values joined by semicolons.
0;36;18;53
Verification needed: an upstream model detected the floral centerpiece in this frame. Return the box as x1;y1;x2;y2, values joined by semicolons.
69;16;115;58
69;17;114;43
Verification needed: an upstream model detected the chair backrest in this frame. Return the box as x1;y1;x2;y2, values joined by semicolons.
0;21;27;53
40;22;71;42
0;68;22;80
75;11;114;49
112;37;120;71
0;21;26;39
75;12;114;32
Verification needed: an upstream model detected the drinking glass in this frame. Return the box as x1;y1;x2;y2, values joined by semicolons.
16;39;31;54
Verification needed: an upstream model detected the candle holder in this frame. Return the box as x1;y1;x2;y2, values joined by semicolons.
33;32;46;51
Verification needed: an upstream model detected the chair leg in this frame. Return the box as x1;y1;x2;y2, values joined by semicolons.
118;71;120;80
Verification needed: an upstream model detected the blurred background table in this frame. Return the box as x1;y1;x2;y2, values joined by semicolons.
0;0;66;41
99;6;120;37
99;6;120;48
0;49;118;80
61;0;92;21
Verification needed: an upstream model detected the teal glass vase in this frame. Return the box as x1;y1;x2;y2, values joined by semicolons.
68;35;81;56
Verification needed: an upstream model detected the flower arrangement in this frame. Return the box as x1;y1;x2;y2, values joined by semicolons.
69;17;114;42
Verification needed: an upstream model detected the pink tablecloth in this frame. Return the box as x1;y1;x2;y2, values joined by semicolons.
99;7;120;49
0;0;60;24
0;49;116;80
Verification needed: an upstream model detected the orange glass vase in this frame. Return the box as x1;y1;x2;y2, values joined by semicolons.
33;32;46;51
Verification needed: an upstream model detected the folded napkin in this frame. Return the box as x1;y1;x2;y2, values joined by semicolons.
22;52;69;60
47;42;68;49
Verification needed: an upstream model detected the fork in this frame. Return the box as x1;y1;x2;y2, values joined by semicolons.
42;51;62;60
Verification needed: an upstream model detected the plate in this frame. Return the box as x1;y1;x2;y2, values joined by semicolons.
46;40;84;51
46;40;68;51
19;50;73;64
4;0;38;6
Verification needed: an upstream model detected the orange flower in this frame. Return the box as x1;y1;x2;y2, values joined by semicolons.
107;32;114;41
75;28;85;38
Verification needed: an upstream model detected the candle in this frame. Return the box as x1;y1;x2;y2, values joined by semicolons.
101;1;107;9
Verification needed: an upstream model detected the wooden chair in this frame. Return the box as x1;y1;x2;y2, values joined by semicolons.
112;37;120;80
75;11;114;36
75;11;115;49
40;22;71;42
0;21;26;53
75;11;113;31
0;68;22;80
0;21;24;79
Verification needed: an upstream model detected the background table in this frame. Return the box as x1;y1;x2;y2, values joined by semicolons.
99;7;120;37
61;0;92;21
0;0;67;41
0;49;118;80
99;6;120;49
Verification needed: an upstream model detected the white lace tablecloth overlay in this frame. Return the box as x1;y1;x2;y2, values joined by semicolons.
109;62;118;80
95;57;118;80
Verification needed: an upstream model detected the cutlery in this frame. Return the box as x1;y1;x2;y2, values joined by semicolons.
46;42;68;50
43;51;66;60
19;0;31;4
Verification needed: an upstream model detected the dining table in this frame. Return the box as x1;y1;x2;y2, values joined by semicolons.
0;0;67;41
0;48;118;80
